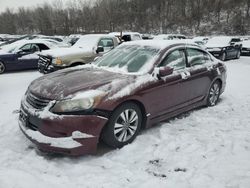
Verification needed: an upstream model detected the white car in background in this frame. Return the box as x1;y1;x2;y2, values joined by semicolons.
38;34;119;73
153;34;187;40
109;32;142;42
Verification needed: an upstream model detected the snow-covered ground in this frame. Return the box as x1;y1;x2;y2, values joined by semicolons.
0;57;250;188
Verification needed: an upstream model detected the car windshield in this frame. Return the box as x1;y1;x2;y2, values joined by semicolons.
93;45;160;74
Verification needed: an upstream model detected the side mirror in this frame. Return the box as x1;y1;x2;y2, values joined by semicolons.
159;66;174;77
230;42;235;46
153;66;174;79
16;50;26;56
96;46;104;53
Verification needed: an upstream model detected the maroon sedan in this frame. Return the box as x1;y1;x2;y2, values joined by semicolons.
19;40;227;156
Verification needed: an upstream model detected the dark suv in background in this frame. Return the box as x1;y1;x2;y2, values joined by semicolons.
206;36;242;61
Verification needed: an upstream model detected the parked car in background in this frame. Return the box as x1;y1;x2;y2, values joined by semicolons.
109;32;142;42
39;39;71;48
19;40;226;156
38;34;119;73
241;40;250;55
0;39;58;74
153;34;187;40
206;36;242;61
192;36;209;45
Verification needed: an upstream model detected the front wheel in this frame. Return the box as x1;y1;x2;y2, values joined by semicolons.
207;81;221;106
220;52;226;61
236;50;241;59
101;102;143;148
0;61;5;74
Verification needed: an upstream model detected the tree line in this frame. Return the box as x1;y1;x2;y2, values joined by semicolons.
0;0;250;36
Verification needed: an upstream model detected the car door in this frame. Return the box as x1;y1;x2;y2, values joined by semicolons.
17;43;40;69
143;48;190;120
185;47;214;102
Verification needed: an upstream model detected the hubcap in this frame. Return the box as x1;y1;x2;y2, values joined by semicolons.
209;83;220;106
0;62;4;73
221;53;226;61
114;109;139;142
237;51;240;58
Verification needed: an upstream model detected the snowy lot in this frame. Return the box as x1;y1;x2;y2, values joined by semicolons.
0;57;250;188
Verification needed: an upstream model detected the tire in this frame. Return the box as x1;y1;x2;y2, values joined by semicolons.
101;102;143;148
0;61;5;74
220;52;226;61
236;50;241;59
207;81;221;106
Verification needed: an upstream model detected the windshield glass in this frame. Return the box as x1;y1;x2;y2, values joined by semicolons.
94;45;160;74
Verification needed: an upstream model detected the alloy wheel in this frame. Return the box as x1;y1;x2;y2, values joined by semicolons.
114;109;139;142
208;82;220;106
0;62;5;74
236;50;241;59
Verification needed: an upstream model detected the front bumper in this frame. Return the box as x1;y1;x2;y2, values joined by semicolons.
19;105;108;156
208;51;222;58
241;48;250;55
38;62;61;74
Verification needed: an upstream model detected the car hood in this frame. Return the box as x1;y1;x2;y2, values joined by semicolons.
0;50;12;56
28;66;137;100
40;47;93;58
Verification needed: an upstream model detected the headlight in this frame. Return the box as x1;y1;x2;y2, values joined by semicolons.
51;90;106;113
52;58;63;65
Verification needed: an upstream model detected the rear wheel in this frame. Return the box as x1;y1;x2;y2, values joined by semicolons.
101;102;143;148
207;81;221;106
0;61;5;74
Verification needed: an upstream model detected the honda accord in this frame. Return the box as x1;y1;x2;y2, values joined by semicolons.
19;40;227;156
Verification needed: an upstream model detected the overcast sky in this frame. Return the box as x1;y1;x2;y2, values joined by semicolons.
0;0;61;12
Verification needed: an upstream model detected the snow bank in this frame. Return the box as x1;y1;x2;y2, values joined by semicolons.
0;58;250;187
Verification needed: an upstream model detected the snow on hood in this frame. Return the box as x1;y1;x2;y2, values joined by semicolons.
242;40;250;48
206;37;231;48
39;47;91;58
28;66;133;100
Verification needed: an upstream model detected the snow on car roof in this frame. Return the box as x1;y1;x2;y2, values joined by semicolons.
73;34;111;48
242;40;250;48
0;39;58;53
206;36;232;47
120;40;198;50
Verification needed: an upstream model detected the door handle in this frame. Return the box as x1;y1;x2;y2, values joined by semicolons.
181;71;191;80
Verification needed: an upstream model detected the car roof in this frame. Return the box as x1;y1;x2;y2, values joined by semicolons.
121;40;199;50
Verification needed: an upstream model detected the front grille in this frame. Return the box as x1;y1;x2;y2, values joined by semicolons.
39;55;52;66
38;55;52;73
26;92;51;110
27;122;38;131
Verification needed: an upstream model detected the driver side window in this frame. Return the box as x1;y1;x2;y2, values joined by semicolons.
160;50;186;70
20;44;31;52
187;48;209;66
